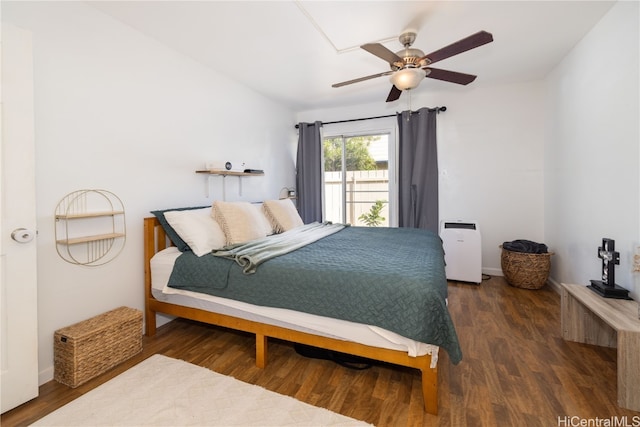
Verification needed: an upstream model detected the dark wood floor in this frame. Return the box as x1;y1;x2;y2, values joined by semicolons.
3;276;639;426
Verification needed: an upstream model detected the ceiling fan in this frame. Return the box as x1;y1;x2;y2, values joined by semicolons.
332;30;494;102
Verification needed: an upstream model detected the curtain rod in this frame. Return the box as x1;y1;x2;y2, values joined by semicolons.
294;106;446;129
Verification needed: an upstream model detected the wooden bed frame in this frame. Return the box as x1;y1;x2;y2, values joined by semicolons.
143;216;439;414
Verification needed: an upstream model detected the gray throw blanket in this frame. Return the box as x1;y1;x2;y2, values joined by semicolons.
213;222;345;274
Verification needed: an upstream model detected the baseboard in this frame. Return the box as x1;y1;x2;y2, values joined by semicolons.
547;277;562;294
482;267;503;277
39;366;54;386
481;266;562;295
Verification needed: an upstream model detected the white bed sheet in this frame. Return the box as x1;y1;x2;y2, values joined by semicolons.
151;247;438;365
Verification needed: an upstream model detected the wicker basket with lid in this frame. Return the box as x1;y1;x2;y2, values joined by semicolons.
54;306;142;387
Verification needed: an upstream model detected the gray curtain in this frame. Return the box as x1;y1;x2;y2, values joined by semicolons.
295;121;323;224
397;107;439;233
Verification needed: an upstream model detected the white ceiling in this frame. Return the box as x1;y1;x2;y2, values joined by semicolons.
89;1;615;111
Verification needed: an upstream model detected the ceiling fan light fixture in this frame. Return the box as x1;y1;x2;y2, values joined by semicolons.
390;67;427;90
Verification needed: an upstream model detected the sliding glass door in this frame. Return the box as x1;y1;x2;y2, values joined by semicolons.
323;133;391;226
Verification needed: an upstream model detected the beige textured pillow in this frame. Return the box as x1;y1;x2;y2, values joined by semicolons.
212;201;268;245
262;199;304;233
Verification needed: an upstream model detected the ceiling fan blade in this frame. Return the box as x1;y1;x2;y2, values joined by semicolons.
425;67;477;85
332;71;393;88
420;31;493;65
386;85;402;102
361;43;403;65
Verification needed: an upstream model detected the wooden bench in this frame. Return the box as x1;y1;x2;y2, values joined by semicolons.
560;283;640;411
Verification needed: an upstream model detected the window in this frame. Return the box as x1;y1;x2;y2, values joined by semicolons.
323;132;395;226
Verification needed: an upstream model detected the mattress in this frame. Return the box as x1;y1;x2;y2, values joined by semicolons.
151;246;439;365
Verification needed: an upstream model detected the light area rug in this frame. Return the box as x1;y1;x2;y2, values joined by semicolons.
31;354;373;427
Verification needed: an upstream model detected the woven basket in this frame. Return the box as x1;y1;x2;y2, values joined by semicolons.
500;246;553;289
54;306;142;387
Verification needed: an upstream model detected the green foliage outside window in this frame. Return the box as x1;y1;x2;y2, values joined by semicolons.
324;136;378;172
358;200;386;227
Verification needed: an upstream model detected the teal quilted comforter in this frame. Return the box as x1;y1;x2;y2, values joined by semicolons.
168;226;462;364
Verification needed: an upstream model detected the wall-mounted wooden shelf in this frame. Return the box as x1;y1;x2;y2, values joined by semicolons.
195;170;264;177
58;232;126;246
55;210;125;220
196;169;264;199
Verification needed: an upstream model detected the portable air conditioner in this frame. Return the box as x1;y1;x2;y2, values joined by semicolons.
439;220;482;284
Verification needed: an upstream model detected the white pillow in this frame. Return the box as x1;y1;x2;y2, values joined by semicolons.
252;203;274;236
164;208;226;256
212;201;269;245
262;199;304;233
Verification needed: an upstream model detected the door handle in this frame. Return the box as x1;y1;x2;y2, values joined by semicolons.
11;228;35;243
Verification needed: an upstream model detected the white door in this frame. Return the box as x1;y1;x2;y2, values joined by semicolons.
0;23;39;413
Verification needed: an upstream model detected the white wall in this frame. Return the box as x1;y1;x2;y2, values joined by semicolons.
297;82;546;276
2;1;297;384
544;1;639;298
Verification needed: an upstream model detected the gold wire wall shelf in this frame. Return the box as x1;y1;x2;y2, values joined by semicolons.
55;189;126;266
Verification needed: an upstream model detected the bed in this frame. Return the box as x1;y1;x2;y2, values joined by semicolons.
144;200;462;415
